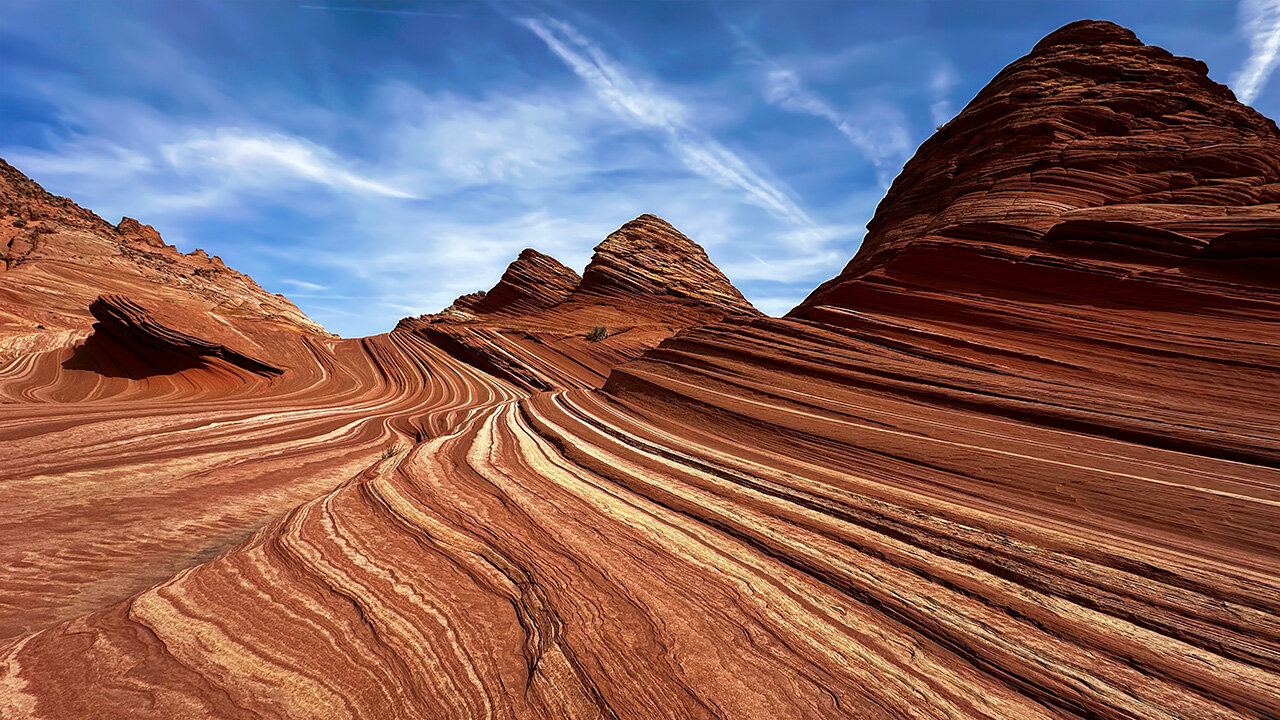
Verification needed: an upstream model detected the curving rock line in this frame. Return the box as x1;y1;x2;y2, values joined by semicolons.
86;294;285;377
1;19;1279;720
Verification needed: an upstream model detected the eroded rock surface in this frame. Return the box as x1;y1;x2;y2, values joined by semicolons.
82;294;284;378
0;159;323;359
397;215;759;391
1;19;1278;720
575;214;758;316
468;248;581;316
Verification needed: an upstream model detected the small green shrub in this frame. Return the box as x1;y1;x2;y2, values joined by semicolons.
586;326;608;342
379;445;403;460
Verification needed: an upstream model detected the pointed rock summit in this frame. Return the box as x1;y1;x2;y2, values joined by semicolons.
1029;17;1143;50
469;248;580;315
394;215;758;390
797;19;1280;317
396;248;579;326
576;214;758;316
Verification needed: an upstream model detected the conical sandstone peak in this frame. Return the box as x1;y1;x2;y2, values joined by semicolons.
397;248;579;327
576;214;759;316
1029;17;1143;50
469;248;581;315
796;20;1280;316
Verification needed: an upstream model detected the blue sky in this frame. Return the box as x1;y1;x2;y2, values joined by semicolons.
2;1;1278;336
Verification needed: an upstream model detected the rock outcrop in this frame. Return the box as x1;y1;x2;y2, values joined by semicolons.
81;294;284;378
797;19;1280;314
397;215;758;390
399;248;579;325
574;214;758;317
0;158;324;355
1;19;1279;720
469;248;581;316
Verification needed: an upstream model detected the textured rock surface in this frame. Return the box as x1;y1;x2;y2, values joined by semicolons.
397;216;759;391
2;19;1280;720
576;214;758;316
798;19;1280;313
469;248;581;316
0;158;323;358
0;210;749;640
85;294;284;377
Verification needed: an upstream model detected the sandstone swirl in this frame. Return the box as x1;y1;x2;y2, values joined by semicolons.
2;19;1279;720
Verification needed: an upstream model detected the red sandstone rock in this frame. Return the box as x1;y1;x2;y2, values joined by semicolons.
397;215;758;390
470;248;581;316
797;19;1280;315
0;158;324;356
115;217;166;248
576;214;758;317
399;248;579;326
1;19;1279;720
84;294;284;378
441;290;488;315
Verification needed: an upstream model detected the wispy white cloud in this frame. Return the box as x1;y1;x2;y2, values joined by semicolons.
719;223;861;282
10;122;416;215
761;67;910;187
727;26;912;189
1234;0;1280;104
162;130;416;199
378;84;595;185
519;16;815;228
279;278;330;292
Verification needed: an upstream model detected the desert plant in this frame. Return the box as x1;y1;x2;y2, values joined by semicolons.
379;445;403;460
586;326;608;342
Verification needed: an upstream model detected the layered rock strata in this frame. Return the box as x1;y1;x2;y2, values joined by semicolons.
397;215;759;390
0;19;1278;720
0;159;323;359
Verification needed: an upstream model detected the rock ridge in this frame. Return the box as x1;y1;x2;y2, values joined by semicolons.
469;248;581;316
0;158;325;340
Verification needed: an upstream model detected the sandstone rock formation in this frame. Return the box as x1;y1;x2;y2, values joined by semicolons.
82;294;284;379
0;205;750;639
0;159;323;360
1;19;1279;720
397;215;758;390
574;214;757;316
467;248;581;316
798;19;1280;312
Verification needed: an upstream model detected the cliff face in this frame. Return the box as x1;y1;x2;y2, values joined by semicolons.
2;19;1280;720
